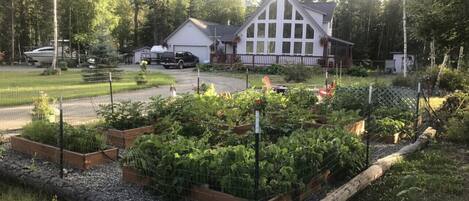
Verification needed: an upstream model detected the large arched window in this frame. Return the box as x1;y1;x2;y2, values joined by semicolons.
269;1;277;20
247;24;254;38
306;25;314;39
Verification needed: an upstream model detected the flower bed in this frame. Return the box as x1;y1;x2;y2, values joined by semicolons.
121;87;366;201
11;136;117;170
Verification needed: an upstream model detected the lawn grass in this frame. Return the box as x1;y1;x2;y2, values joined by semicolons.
211;72;396;88
0;178;54;201
0;70;175;106
350;143;469;201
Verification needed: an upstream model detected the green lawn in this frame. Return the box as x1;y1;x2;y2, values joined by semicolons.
0;178;54;201
350;143;469;201
0;70;175;106
211;72;396;88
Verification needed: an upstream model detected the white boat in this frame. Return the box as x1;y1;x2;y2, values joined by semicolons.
24;40;72;66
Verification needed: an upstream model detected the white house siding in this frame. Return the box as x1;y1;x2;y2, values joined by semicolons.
237;0;327;62
167;21;213;62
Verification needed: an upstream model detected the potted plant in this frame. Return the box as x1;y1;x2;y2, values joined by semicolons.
97;101;154;148
10;121;117;170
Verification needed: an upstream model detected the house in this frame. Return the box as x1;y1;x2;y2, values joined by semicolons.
164;0;353;67
385;52;415;74
132;46;151;64
164;18;239;63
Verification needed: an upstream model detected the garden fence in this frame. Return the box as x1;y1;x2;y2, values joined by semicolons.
1;69;426;201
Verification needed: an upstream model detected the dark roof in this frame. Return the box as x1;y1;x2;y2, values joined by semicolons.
189;18;240;42
303;2;337;23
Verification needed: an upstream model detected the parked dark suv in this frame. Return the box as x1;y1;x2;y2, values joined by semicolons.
161;51;199;69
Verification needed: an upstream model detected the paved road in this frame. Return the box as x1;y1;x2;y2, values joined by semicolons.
0;65;245;131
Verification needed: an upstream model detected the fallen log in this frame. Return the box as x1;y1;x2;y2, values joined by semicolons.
321;127;437;201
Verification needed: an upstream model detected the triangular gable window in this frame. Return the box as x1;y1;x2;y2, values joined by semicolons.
295;11;303;20
269;1;277;20
259;10;266;20
284;0;293;20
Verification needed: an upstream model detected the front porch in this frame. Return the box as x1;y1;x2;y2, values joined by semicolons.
210;37;353;68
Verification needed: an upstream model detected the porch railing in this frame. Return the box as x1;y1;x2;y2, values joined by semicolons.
210;53;352;68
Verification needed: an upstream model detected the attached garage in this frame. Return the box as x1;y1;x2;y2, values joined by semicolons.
173;45;210;63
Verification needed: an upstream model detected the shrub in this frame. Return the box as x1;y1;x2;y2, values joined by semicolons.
438;69;468;92
283;64;313;83
97;101;150;130
41;68;60;76
21;121;105;153
58;60;68;71
258;64;285;75
446;110;469;144
347;66;368;77
31;92;56;122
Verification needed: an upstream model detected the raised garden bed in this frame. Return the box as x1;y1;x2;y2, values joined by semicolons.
10;136;118;170
106;126;154;149
304;119;365;136
381;133;401;144
122;167;330;201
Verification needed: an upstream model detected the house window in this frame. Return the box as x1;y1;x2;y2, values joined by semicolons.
269;1;277;20
246;41;254;53
294;42;302;54
247;24;254;38
294;24;303;39
306;25;314;39
257;41;265;53
257;23;265;38
283;23;291;38
305;42;314;55
268;42;276;54
282;42;291;54
268;23;276;38
284;0;292;20
295;11;303;20
259;10;266;20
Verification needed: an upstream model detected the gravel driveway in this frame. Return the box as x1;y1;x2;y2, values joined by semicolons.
0;65;245;131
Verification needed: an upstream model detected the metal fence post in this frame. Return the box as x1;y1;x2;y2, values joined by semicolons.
366;85;373;167
246;66;249;89
254;110;260;201
197;67;200;95
414;82;421;142
109;72;114;114
59;97;64;178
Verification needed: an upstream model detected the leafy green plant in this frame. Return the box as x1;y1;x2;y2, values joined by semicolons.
287;87;318;109
258;64;285;75
446;109;469;144
97;101;150;130
369;117;406;137
21;121;106;153
283;64;313;83
31;92;56;122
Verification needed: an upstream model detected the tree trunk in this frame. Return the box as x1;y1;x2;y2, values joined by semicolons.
435;51;450;90
457;46;464;70
402;0;408;77
133;0;140;47
430;39;436;69
321;127;436;201
51;0;58;73
11;0;15;66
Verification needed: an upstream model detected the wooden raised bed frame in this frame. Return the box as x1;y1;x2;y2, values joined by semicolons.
10;136;118;170
106;126;154;149
122;167;330;201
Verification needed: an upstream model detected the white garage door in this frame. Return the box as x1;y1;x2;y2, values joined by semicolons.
174;45;210;63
